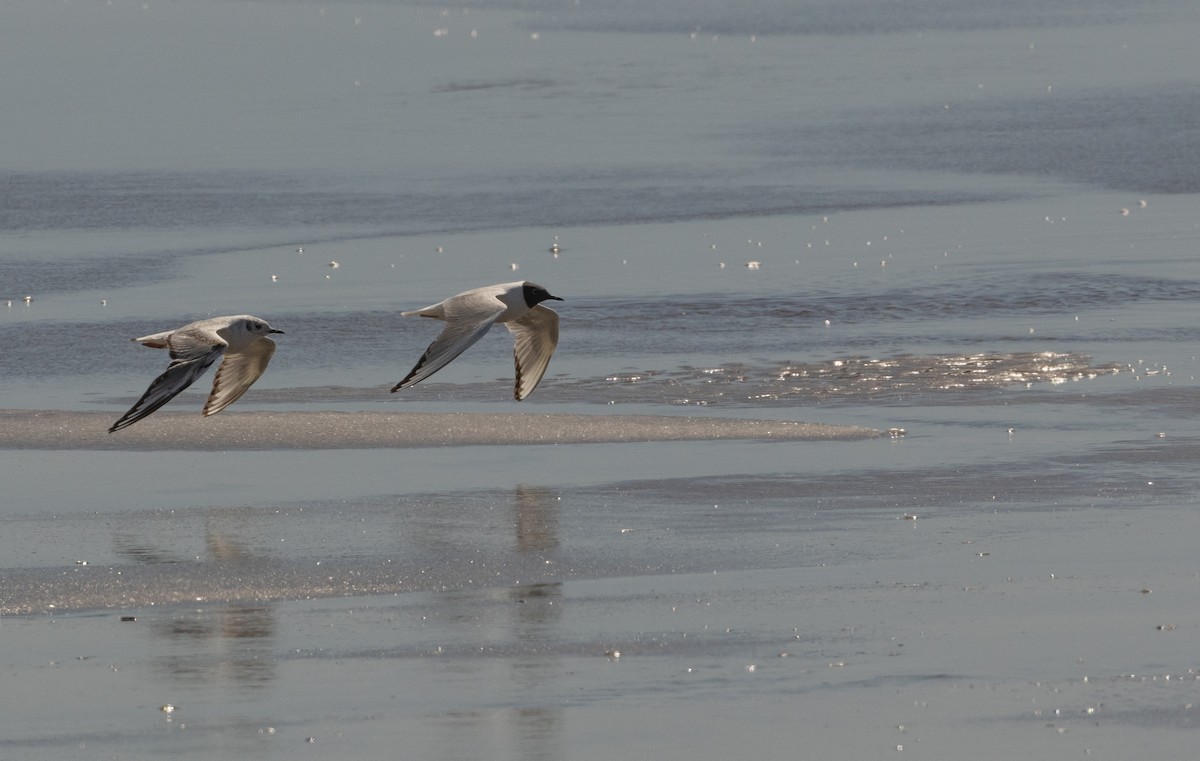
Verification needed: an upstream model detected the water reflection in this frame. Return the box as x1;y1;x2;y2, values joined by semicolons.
509;706;565;761
426;582;567;760
506;583;566;761
111;509;280;687
111;506;266;566
506;488;565;760
110;535;188;564
417;486;568;759
151;603;277;688
514;485;560;554
203;524;255;563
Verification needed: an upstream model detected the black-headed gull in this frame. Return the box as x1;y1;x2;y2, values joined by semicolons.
393;281;562;400
109;315;284;433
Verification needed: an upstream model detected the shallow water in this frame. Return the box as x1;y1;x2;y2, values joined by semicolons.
3;0;1200;758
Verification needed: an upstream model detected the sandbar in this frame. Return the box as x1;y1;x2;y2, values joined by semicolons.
0;409;879;450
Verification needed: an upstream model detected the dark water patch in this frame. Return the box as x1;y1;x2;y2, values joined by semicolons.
0;166;1019;251
0;319;156;380
476;0;1170;35
1059;701;1200;730
574;272;1200;332
0;310;410;384
0;317;266;381
0;170;399;234
0;253;181;298
813;273;1200;322
432;77;563;94
581;462;1183;510
1066;435;1200;468
925;384;1200;412
1;170;294;233
786;82;1200;193
544;273;1200;365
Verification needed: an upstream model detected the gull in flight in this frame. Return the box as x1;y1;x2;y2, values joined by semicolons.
393;281;563;400
109;315;284;433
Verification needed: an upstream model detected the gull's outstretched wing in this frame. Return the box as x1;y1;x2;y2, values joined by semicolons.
202;336;277;416
392;307;504;392
506;304;559;400
109;328;226;433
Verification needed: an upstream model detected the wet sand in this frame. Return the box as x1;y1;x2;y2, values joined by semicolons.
5;469;1200;760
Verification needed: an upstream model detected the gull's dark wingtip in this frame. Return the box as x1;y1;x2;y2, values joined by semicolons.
392;360;427;393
